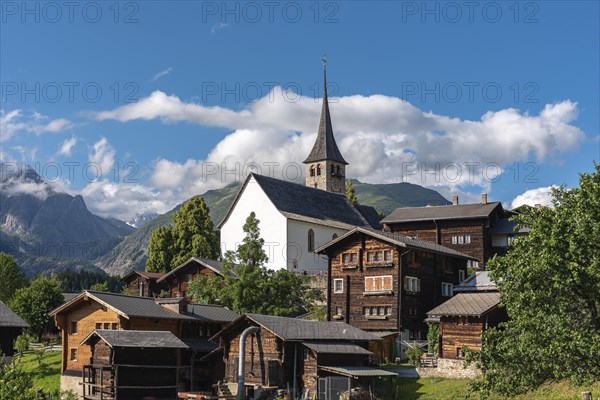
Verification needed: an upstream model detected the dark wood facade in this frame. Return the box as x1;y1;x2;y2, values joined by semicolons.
156;258;224;298
121;271;166;297
318;228;470;362
0;300;29;357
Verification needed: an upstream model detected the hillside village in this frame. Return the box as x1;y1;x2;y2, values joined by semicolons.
1;64;598;400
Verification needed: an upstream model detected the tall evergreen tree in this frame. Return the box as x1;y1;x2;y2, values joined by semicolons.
0;252;27;302
146;197;219;273
346;179;358;204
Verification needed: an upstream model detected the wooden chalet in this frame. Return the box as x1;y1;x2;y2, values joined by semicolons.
426;272;506;359
0;300;29;357
120;271;166;297
49;291;237;396
81;330;187;400
381;195;512;269
156;257;226;298
315;226;472;362
210;313;394;400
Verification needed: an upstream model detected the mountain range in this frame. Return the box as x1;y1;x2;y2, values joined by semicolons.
0;163;449;276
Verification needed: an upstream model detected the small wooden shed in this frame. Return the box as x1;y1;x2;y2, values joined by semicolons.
0;300;29;357
80;329;188;400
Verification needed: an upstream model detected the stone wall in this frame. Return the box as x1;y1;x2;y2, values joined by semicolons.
417;357;481;379
61;374;83;398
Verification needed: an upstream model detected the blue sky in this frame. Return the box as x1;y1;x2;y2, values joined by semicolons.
1;1;598;221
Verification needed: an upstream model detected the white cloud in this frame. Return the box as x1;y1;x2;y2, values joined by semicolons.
0;109;73;141
152;67;173;81
511;185;558;209
88;137;116;177
57;137;78;157
210;22;230;34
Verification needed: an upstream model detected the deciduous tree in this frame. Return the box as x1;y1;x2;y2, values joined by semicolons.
470;164;600;397
0;252;27;303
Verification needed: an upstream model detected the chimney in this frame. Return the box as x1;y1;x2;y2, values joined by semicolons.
481;193;488;204
452;195;459;205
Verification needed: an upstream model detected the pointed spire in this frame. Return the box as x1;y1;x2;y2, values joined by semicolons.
303;56;348;165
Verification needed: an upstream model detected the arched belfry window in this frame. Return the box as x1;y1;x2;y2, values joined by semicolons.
310;166;315;177
336;165;340;175
332;233;338;240
316;165;321;176
308;229;315;252
330;164;335;175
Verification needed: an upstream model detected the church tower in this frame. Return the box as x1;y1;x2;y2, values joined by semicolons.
303;57;348;195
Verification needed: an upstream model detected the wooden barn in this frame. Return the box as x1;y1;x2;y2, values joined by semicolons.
426;272;507;359
210;313;394;400
315;226;472;362
0;300;28;358
49;291;237;396
81;329;188;400
156;257;226;298
120;271;166;297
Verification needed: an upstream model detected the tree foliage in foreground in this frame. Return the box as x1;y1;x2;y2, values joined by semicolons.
0;360;77;400
9;276;64;340
146;197;219;273
0;252;27;303
470;164;600;397
187;212;323;316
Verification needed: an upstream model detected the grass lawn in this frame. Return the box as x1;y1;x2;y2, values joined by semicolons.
16;350;62;392
386;377;600;400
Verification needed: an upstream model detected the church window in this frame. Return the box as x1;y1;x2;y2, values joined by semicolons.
336;165;340;175
308;229;315;252
316;165;321;176
310;166;315;177
330;164;335;175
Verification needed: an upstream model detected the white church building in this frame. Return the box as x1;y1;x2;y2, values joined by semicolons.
218;63;381;273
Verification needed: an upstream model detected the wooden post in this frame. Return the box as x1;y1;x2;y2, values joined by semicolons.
100;367;103;400
581;392;592;400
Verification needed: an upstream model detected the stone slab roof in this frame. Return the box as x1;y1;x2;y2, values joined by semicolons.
426;292;501;317
81;329;188;349
302;341;372;355
382;202;502;224
0;300;28;328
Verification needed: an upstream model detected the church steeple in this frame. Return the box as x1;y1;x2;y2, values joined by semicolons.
304;57;347;195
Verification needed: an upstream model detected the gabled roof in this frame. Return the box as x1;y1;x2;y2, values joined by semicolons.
315;226;474;260
187;304;238;322
156;257;224;283
426;292;501;317
48;291;195;321
121;270;165;282
318;366;397;378
454;271;497;293
302;341;372;355
491;218;530;235
303;65;347;165
218;173;380;230
213;313;380;342
62;293;78;303
381;202;503;224
0;300;28;328
81;329;188;349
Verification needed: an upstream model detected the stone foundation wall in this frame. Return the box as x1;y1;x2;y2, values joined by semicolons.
61;374;83;399
417;357;481;379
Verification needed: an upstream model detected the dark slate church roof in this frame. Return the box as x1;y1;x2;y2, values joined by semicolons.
0;300;28;328
303;66;347;165
219;173;381;230
382;202;503;224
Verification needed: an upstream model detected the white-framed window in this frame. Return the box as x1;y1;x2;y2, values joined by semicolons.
507;235;515;246
452;235;471;245
333;278;344;293
365;276;393;292
404;276;420;292
363;306;392;316
459;269;466;282
384;250;392;262
186;273;193;282
442;282;453;297
69;348;77;361
336;306;343;316
342;252;358;265
467;260;480;269
465;235;471;244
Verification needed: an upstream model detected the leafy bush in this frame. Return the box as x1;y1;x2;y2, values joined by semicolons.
406;346;424;367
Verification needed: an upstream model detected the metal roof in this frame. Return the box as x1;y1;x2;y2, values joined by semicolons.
0;300;28;328
81;329;188;349
302;341;373;355
318;366;397;378
303;66;347;165
426;292;501;317
454;271;497;292
49;291;195;320
491;218;531;235
382;202;502;224
156;257;225;283
187;304;238;322
315;226;474;259
218;174;380;230
215;314;381;342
